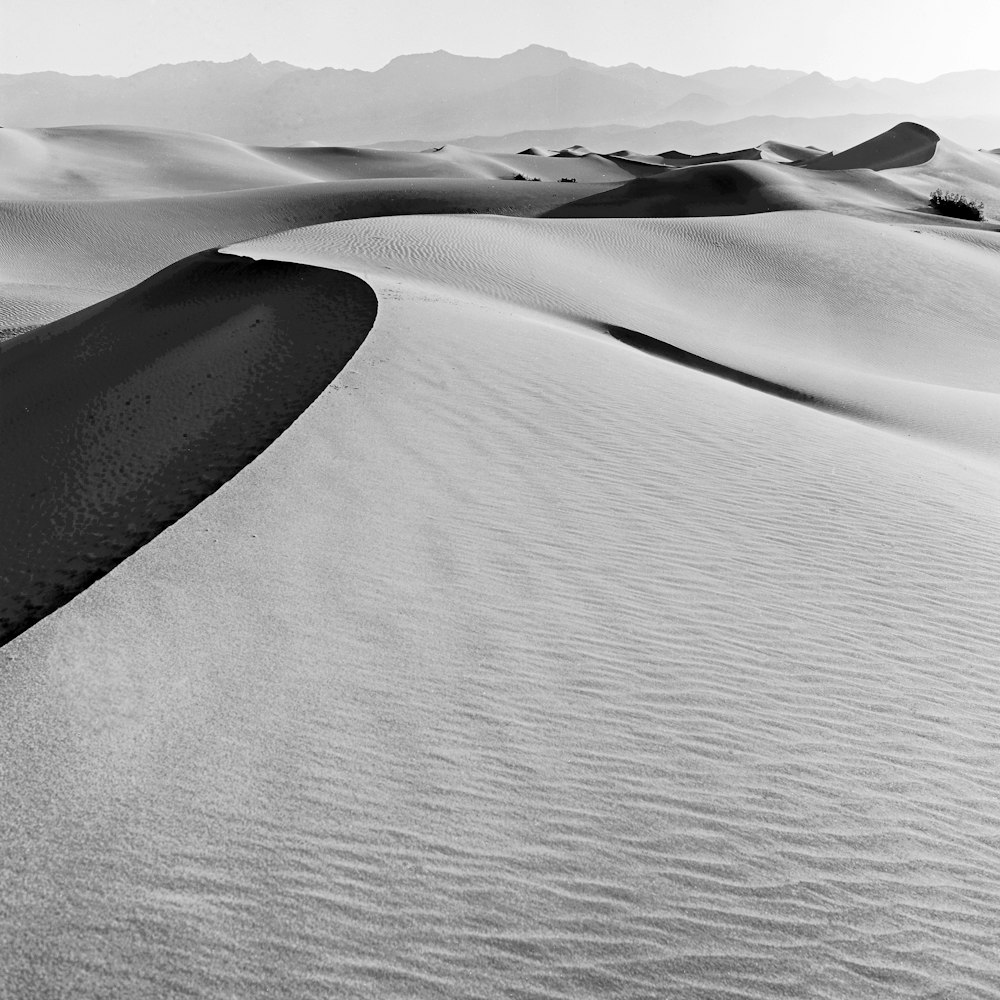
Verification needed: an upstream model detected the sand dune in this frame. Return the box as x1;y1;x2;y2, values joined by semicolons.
890;136;1000;211
545;157;928;219
806;120;939;171
223;211;1000;455
757;138;828;163
0;127;628;334
0;125;639;201
4;121;990;337
7;118;990;340
0;125;323;199
3;118;1000;997
0;178;584;332
0;252;376;641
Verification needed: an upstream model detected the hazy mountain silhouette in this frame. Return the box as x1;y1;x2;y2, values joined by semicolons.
740;72;892;117
659;93;732;125
2;47;1000;146
684;66;809;102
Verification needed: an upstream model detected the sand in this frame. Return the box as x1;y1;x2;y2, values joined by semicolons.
0;125;629;334
2;118;1000;998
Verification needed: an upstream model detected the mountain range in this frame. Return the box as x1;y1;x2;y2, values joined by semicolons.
2;45;1000;147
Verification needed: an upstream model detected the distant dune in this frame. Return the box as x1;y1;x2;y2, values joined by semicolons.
0;125;625;333
805;120;939;170
2;116;1000;998
446;112;1000;156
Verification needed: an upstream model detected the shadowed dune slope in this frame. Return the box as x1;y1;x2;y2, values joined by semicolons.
544;157;927;220
658;147;764;166
806;121;940;170
0;252;377;645
799;122;1000;214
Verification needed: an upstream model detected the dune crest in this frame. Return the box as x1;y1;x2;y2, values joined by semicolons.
805;121;939;170
545;156;924;219
756;139;828;163
223;211;1000;461
0;253;376;644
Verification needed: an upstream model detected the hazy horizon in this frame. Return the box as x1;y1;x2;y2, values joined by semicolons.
3;0;998;82
4;43;999;86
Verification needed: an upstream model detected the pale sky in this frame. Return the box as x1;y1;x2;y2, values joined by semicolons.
2;0;998;81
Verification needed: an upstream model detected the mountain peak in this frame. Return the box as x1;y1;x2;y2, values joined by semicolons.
510;44;569;55
504;44;574;63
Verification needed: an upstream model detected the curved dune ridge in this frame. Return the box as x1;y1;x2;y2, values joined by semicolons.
0;178;589;334
0;252;376;644
222;210;1000;460
806;121;940;170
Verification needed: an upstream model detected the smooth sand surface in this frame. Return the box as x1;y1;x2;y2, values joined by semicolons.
0;126;634;200
0;126;636;334
3;119;1000;998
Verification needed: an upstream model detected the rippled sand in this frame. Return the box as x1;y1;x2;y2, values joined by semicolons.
2;122;1000;998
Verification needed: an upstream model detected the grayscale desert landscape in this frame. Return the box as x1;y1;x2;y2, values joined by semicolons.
3;5;1000;997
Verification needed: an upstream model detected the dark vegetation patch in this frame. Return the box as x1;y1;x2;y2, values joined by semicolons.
929;188;985;221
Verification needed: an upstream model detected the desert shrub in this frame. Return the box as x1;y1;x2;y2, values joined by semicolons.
559;177;577;183
929;188;985;221
512;172;542;181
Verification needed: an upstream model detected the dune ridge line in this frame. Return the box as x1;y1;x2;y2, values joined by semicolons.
0;251;377;646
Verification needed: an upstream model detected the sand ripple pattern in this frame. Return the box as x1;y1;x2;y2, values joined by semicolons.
3;211;1000;998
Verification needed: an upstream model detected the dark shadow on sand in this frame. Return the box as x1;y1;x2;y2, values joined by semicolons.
0;251;378;647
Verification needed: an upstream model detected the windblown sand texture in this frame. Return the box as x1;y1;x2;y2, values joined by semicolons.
2;120;1000;999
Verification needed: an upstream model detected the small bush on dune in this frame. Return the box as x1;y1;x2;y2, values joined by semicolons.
512;172;542;181
929;188;985;221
